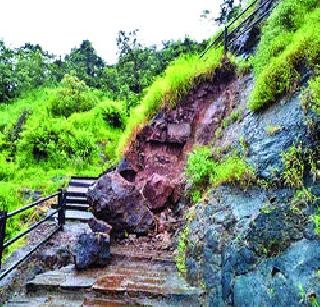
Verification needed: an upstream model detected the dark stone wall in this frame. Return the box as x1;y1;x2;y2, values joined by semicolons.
184;89;320;306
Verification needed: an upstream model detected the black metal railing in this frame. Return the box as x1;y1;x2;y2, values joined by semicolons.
0;189;66;280
200;0;279;57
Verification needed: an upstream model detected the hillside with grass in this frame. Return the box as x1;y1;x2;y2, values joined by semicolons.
0;35;205;249
1;0;320;305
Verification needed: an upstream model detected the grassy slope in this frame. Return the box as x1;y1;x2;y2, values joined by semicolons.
249;0;320;111
117;47;225;157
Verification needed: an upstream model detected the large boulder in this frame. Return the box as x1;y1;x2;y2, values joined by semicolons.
88;172;154;234
74;232;111;270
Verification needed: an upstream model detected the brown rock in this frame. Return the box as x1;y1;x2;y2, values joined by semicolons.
142;174;174;210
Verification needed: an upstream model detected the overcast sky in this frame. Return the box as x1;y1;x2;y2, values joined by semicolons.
0;0;222;63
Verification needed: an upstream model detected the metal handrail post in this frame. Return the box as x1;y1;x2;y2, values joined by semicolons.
57;189;66;231
0;211;8;269
224;26;228;55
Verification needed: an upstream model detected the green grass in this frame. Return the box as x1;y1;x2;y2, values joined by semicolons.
249;0;320;111
117;47;226;156
176;224;189;274
185;146;255;201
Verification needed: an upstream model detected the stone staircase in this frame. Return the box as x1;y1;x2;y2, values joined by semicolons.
6;244;204;306
50;176;96;223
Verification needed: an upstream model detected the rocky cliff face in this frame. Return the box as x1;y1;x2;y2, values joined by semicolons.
184;80;320;306
88;59;245;234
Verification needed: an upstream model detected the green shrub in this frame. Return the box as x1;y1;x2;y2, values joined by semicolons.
0;182;24;243
50;74;99;117
185;146;216;188
249;2;320;111
235;57;251;77
210;154;255;187
17;117;97;166
314;210;320;235
253;0;319;76
95;100;126;129
0;154;15;180
185;145;255;201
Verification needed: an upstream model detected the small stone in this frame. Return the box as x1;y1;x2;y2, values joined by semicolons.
88;217;112;234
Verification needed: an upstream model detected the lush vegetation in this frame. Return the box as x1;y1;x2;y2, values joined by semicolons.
249;0;320;111
308;74;320;115
0;77;126;249
0;32;208;249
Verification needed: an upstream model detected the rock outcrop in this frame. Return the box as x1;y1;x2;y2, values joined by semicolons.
185;183;320;306
183;88;320;306
88;59;242;234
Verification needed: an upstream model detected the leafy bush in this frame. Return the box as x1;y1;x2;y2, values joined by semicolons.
50;74;99;117
210;155;255;187
95;100;126;129
176;225;189;274
185;146;216;188
281;145;305;188
314;210;320;235
18;116;98;166
249;1;320;111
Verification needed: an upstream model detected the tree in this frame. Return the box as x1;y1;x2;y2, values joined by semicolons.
103;33;205;111
215;0;242;25
65;40;105;88
0;40;15;102
14;43;52;93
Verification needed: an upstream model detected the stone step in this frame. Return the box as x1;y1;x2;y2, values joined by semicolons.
66;188;89;197
47;209;93;222
106;264;176;274
93;272;202;298
51;203;89;211
25;263;202;302
66;196;88;204
25;266;96;293
6;296;84;307
69;179;96;187
66;203;90;211
71;176;98;180
110;246;175;264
